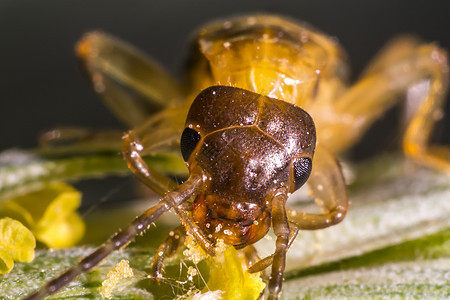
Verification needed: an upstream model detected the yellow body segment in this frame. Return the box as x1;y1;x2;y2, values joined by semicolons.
190;15;347;108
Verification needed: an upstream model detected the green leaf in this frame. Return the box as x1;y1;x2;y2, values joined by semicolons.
0;149;187;201
1;154;449;298
282;258;450;299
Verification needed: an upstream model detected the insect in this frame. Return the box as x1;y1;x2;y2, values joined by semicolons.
24;14;449;299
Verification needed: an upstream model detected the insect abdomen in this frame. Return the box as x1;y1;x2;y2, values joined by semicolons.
191;14;346;108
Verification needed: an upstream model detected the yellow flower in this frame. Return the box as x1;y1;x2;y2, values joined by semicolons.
0;217;35;274
204;246;265;300
0;182;85;249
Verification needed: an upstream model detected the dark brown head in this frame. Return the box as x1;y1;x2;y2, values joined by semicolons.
181;86;316;247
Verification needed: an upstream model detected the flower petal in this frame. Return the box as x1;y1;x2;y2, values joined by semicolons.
0;217;35;274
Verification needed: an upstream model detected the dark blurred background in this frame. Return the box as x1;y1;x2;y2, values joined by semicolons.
1;0;449;155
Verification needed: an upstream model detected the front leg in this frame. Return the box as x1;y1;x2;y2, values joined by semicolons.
249;146;347;298
123;131;216;256
151;225;186;280
122;99;191;196
247;222;299;274
267;188;290;300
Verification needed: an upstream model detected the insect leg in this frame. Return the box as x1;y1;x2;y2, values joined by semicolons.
23;175;203;300
122;103;190;195
172;202;216;256
287;145;348;229
152;225;186;281
243;245;261;268
267;188;290;300
327;37;449;171
37;127;124;155
123;112;215;256
400;47;450;171
247;222;299;273
77;31;183;128
123;131;179;195
248;147;346;295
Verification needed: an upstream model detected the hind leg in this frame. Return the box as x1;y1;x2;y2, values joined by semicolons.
324;37;449;171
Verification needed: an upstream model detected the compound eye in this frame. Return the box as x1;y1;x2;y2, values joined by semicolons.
180;127;201;161
292;157;312;191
